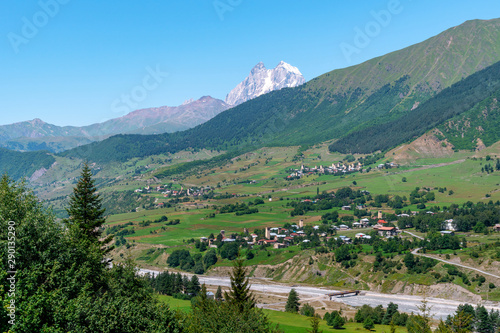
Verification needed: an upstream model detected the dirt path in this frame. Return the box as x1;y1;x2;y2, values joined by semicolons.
404;230;424;240
386;159;466;176
411;248;500;280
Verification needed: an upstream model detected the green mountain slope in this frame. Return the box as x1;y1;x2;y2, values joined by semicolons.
328;60;500;153
54;19;500;162
0;148;55;180
438;91;500;150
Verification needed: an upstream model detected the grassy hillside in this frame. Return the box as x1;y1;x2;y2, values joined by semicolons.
61;19;500;163
329;60;500;153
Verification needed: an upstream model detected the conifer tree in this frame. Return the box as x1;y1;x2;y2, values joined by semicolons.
66;163;111;250
285;288;300;313
224;259;256;312
215;285;223;300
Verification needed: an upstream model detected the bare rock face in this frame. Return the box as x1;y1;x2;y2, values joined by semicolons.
225;61;305;106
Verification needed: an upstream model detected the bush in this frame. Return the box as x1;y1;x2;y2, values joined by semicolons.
327;311;345;329
300;303;315;317
363;317;375;330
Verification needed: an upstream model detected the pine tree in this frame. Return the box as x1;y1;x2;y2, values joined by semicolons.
285;288;300;313
187;275;201;296
66;163;112;250
224;259;256;312
476;305;492;333
307;316;322;333
382;302;399;325
215;285;223;300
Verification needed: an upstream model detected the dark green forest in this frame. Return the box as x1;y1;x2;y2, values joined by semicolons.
0;148;55;180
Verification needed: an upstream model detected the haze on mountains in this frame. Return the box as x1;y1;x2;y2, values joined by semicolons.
0;61;304;153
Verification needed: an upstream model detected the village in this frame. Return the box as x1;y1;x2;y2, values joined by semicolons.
199;213;403;251
286;163;364;180
134;184;214;198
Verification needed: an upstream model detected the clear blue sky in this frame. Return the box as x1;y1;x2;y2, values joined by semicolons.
1;0;499;126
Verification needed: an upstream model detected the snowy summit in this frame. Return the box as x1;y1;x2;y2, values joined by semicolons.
225;61;305;106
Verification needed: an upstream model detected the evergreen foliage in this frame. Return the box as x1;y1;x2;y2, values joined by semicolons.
307;316;322;333
0;175;181;332
329;60;500;153
224;259;256;312
215;285;223;300
285;288;300;313
66;163;112;251
0;147;55;180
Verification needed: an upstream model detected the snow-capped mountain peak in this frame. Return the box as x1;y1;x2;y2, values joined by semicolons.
225;61;305;106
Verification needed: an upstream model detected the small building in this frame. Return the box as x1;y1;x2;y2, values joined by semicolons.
378;227;397;237
440;230;455;236
258;239;277;246
200;237;208;242
206;292;215;300
273;243;287;249
355;233;366;239
341;205;351;211
494;224;500;232
442;219;456;231
336;235;351;243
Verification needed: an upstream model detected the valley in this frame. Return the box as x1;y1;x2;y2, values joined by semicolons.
4;12;500;332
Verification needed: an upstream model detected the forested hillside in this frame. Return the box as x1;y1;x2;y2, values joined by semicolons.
0;148;55;180
328;60;500;153
438;90;500;150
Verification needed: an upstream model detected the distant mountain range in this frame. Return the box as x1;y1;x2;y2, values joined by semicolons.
60;18;500;164
0;61;304;153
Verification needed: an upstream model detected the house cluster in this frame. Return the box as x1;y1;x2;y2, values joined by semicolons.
200;220;330;249
377;162;399;169
286;163;363;179
134;185;213;198
199;214;404;252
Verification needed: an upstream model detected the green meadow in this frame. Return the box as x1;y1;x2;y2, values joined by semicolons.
158;295;407;332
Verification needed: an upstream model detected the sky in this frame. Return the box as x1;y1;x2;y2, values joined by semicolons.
0;0;499;126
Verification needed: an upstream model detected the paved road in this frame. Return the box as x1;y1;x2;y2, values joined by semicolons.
137;267;500;319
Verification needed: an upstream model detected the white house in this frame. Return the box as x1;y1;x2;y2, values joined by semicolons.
442;219;456;231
